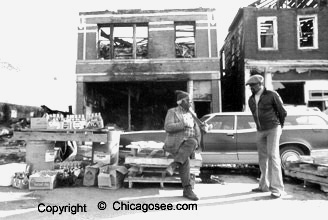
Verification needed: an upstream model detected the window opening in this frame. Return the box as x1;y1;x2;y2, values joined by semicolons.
298;15;317;49
98;24;148;59
175;22;195;58
257;17;278;50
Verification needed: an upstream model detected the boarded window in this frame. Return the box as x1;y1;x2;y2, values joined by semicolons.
175;22;195;58
98;24;148;59
257;17;278;50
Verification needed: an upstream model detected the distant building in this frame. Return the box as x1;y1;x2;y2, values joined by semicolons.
76;8;220;130
220;0;328;112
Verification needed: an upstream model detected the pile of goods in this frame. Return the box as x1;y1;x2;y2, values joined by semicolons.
30;113;104;130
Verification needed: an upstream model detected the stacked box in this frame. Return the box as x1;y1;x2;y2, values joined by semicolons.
98;165;128;190
92;131;120;165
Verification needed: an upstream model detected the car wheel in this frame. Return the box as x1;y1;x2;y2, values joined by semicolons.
280;145;305;168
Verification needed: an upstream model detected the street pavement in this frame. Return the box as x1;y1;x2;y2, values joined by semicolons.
0;173;327;220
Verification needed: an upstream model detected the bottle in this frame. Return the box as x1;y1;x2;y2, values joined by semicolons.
97;113;104;128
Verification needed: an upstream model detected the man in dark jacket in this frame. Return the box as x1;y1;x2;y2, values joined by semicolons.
246;75;287;198
163;90;202;201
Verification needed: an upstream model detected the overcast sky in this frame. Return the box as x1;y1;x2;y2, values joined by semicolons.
0;0;255;109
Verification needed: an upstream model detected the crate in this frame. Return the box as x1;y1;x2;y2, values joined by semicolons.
30;118;48;129
12;173;29;189
29;170;58;190
98;165;128;190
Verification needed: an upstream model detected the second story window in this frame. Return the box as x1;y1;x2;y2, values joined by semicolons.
257;17;278;50
175;21;195;58
98;23;148;59
297;15;318;49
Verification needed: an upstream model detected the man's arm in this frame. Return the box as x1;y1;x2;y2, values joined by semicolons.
272;92;287;127
164;109;185;133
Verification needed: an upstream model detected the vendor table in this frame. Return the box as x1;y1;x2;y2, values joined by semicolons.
12;128;114;143
12;128;120;170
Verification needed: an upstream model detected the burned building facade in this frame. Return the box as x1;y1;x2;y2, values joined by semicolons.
76;8;220;130
220;0;328;112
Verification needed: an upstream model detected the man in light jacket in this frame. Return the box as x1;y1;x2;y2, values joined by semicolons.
163;90;202;201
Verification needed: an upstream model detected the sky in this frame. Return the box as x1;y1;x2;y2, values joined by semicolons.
0;0;255;111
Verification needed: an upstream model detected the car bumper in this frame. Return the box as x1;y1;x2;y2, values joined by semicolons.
311;149;328;157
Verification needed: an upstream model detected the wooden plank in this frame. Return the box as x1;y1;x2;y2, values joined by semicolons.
125;156;202;167
12;131;108;142
125;176;181;183
284;170;328;184
286;163;328;177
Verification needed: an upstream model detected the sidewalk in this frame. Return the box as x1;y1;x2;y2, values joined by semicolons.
1;174;327;220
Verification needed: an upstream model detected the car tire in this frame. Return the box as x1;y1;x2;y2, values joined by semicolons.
280;145;305;169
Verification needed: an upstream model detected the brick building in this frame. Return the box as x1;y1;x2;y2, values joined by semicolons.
76;8;220;130
220;0;328;112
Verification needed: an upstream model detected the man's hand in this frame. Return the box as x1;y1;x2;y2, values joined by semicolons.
180;99;191;111
200;123;212;133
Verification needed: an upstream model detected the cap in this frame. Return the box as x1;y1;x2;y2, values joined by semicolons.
175;90;189;101
246;75;264;85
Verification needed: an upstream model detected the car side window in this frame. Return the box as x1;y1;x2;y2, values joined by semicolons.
208;115;234;130
237;116;256;130
286;115;327;126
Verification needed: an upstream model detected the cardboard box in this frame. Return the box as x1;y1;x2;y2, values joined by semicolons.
83;165;100;186
93;151;111;164
98;165;128;190
30;118;48;129
29;171;58;190
26;141;55;171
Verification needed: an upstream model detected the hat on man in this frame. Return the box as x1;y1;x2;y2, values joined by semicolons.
246;74;264;85
175;90;189;101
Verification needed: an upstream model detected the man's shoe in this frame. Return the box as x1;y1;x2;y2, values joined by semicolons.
165;162;179;176
251;188;269;193
165;165;174;176
183;186;199;201
271;192;281;199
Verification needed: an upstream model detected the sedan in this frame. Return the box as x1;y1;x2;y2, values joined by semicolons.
120;110;328;167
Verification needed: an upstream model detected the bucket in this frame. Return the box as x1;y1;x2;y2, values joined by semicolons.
92;130;120;165
25;141;55;172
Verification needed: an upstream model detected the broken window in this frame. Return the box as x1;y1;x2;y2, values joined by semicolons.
250;0;326;9
175;22;195;58
98;23;148;59
298;15;318;49
257;17;278;50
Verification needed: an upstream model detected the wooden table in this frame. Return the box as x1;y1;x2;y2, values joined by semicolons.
12;128;120;169
12;128;114;143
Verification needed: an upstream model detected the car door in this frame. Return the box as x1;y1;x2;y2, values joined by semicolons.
236;115;258;164
201;114;238;164
281;114;328;154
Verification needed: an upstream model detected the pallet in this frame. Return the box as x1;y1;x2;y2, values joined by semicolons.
285;161;328;193
123;145;202;188
124;171;196;188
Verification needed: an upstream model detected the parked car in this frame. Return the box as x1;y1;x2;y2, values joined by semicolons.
119;109;328;168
